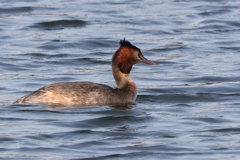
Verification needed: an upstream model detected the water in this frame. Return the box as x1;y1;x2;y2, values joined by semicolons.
1;0;240;159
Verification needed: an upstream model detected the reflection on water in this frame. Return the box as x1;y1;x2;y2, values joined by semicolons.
1;0;240;159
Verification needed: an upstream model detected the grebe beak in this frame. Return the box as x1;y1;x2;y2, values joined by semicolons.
139;54;157;65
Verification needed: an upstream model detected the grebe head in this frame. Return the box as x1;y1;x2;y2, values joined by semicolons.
112;39;156;74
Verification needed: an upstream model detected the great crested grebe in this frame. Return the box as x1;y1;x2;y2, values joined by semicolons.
14;39;156;106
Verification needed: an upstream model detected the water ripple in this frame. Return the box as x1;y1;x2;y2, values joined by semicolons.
30;19;87;30
0;7;33;14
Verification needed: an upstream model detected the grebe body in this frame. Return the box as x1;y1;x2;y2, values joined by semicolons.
14;39;156;106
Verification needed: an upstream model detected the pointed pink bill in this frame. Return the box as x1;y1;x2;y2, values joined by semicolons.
139;54;157;65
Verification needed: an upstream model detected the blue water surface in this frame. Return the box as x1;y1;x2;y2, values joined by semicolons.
1;0;240;159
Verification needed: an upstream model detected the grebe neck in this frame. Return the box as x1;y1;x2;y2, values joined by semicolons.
112;63;136;94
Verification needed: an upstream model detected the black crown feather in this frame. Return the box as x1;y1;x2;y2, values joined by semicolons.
119;38;140;51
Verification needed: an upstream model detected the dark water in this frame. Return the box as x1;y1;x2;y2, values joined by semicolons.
1;0;240;159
